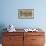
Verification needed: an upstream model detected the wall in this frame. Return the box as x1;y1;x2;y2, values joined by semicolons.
0;0;46;29
0;0;46;44
0;0;46;28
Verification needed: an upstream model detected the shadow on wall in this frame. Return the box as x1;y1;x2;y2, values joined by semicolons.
0;24;7;43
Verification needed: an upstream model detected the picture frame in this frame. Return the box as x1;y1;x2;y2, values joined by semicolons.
18;9;34;19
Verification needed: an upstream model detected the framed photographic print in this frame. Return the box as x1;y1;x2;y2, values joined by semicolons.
18;9;34;19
